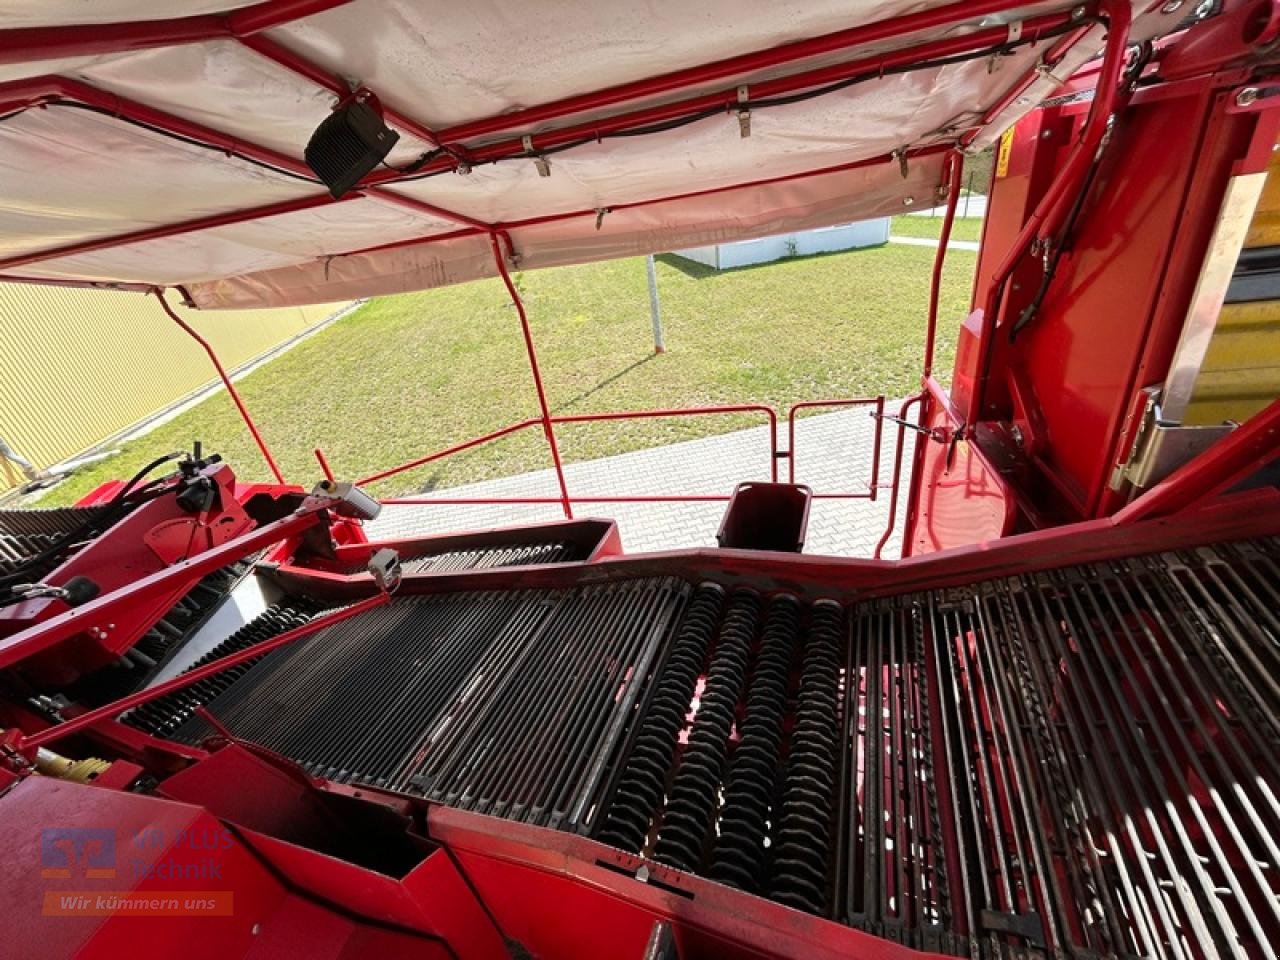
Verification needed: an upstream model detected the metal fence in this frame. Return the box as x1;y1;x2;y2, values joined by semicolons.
0;283;347;490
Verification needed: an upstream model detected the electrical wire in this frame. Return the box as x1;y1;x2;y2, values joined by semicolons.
379;149;445;175
0;16;1092;194
0;101;321;184
1009;40;1150;340
0;451;186;592
388;17;1096;185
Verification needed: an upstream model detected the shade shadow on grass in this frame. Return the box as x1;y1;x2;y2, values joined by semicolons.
553;353;656;412
656;244;891;280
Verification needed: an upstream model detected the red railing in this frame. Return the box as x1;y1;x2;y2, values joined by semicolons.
350;404;781;505
787;396;885;498
316;397;912;548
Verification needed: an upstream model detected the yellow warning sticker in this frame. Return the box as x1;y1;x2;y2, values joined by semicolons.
995;127;1014;179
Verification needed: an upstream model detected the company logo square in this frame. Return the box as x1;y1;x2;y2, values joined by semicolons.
40;828;117;880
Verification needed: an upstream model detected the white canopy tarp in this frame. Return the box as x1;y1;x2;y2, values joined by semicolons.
0;0;1182;307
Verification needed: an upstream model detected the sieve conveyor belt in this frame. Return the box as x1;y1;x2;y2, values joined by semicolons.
138;537;1280;959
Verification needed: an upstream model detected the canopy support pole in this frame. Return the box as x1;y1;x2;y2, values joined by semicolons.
153;289;286;485
489;234;573;519
646;255;666;354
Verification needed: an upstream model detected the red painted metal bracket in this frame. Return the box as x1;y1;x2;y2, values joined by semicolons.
0;500;327;672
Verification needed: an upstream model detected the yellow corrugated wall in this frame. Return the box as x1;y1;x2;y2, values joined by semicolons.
0;283;348;489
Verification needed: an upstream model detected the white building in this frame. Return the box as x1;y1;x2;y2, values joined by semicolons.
672;218;890;270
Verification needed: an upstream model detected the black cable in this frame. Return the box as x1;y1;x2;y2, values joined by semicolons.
1009;154;1101;340
0;17;1091;195
1009;40;1149;340
0;451;185;590
0;101;321;185
387;17;1094;186
379;149;445;175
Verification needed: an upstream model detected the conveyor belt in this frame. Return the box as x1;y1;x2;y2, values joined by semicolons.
138;538;1280;959
124;598;323;736
0;505;116;580
343;539;579;575
163;578;689;831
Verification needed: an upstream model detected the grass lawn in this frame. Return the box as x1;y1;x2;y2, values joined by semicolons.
38;242;976;505
890;214;985;244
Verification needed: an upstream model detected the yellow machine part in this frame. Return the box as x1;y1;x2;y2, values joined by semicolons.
34;748;111;784
1183;149;1280;426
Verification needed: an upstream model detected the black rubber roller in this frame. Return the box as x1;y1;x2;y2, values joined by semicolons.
768;598;844;914
597;583;725;853
652;588;762;871
709;593;801;891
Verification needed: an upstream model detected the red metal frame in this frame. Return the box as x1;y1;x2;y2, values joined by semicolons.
491;233;574;519
787;397;884;496
969;0;1133;422
235;33;453;154
334;144;954;265
872;394;924;559
0;192;356;275
434;0;1055;145
358;405;780;499
154;289;286;485
958;21;1099;149
0;501;325;671
0;0;1074;275
0;74;491;271
357;419;541;487
0;0;360;66
351;10;1084;183
923;151;963;381
313;447;336;483
0;76;317;179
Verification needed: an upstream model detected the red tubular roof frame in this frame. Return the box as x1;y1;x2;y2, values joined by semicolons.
959;22;1098;147
237;33;451;153
0;1;1089;285
434;0;1075;144
0;133;949;278
375;8;1086;182
0;76;492;272
0;192;357;274
0;0;359;66
334;143;955;263
0;76;316;173
0;76;491;210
